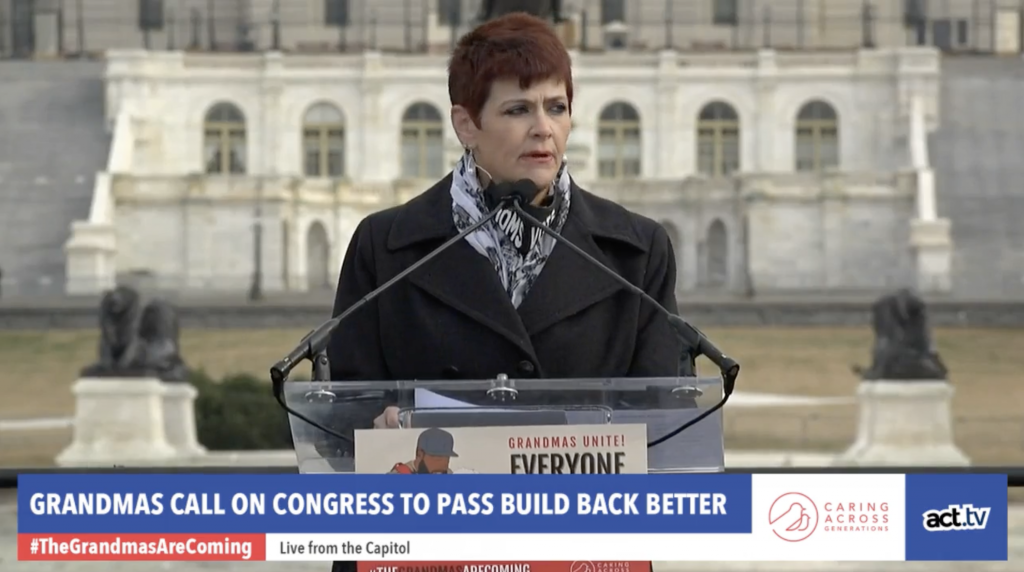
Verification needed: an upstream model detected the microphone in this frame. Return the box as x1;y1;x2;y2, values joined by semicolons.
269;181;526;445
499;180;741;448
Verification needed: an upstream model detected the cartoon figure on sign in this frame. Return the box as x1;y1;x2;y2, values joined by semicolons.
389;428;459;474
767;492;819;542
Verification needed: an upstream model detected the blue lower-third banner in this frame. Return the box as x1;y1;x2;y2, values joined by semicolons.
14;473;1008;562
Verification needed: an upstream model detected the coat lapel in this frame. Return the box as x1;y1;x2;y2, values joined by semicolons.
387;175;538;361
517;183;648;336
408;239;537;358
385;176;647;357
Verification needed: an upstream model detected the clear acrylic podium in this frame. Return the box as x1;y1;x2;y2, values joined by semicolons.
281;375;725;474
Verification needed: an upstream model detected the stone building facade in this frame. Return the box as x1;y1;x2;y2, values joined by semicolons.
63;46;949;297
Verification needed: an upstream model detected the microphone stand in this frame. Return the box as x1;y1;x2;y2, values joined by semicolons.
268;208;505;444
506;200;741;449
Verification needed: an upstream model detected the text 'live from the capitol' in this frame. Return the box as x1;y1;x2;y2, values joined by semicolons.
28;491;727;517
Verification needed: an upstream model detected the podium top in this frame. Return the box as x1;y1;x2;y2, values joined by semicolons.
281;376;725;475
282;374;719;399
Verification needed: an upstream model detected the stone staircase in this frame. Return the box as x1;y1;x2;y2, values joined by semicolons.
0;60;109;298
930;57;1024;299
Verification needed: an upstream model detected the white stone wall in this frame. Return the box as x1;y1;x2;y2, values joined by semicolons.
106;171;914;295
588;173;916;295
84;47;940;295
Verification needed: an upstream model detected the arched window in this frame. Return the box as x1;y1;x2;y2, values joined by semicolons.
203;102;246;174
597;102;641;179
696;101;740;177
795;100;839;171
400;102;444;178
303;103;345;177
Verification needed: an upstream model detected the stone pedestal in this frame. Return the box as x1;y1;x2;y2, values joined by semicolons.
56;378;177;466
64;217;117;296
836;380;970;466
161;382;207;458
910;218;953;294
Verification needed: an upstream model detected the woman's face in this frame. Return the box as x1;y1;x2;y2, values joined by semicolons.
453;77;571;191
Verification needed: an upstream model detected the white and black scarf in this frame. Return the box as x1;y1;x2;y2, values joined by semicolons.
450;152;572;308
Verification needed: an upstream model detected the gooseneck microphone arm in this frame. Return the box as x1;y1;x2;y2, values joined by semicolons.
503;192;740;449
268;206;507;445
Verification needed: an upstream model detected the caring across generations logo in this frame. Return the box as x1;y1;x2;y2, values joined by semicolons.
820;499;891;534
768;493;818;542
922;504;991;532
769;491;893;542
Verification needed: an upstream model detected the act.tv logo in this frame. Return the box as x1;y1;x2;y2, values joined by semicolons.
922;504;991;531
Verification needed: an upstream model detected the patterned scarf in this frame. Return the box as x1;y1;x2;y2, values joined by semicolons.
450;152;572;308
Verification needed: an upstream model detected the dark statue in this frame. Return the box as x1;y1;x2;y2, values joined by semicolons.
81;286;190;382
852;288;948;381
137;298;190;382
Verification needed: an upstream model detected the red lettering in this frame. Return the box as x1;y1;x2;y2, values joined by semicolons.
510;436;578;449
582;435;626;448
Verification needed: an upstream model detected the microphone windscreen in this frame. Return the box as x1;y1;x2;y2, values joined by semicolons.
483;179;536;210
483;182;511;210
509;179;537;205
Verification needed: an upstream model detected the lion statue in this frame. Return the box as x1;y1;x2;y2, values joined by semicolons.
136;298;189;382
81;286;146;378
852;288;948;381
80;286;190;382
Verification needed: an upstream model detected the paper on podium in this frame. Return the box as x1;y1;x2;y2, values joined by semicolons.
414;388;478;409
413;388;520;413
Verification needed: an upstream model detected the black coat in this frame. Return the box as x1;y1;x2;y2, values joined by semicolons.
319;174;695;439
323;175;686;572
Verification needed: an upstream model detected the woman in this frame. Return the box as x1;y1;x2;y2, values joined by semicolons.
326;12;688;572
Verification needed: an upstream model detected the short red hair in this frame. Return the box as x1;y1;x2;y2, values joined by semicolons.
448;12;574;127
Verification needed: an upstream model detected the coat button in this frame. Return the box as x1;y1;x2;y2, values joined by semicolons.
517;360;536;375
